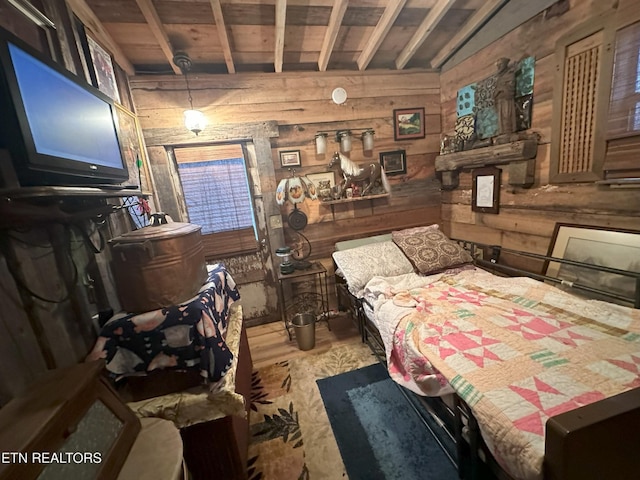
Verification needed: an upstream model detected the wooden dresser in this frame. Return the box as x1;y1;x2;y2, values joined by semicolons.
180;319;253;479
116;305;253;480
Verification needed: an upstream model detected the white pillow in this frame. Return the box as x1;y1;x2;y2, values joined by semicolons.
332;241;414;296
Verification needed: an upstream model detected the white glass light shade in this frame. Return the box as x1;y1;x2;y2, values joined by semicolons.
339;131;352;152
276;174;319;206
275;178;288;205
184;109;206;135
286;176;305;204
362;129;375;152
301;176;318;200
315;133;328;155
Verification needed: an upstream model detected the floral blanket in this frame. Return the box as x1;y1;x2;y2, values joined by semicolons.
372;268;640;480
88;264;240;384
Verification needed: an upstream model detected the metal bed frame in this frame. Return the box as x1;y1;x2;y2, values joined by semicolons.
335;239;640;480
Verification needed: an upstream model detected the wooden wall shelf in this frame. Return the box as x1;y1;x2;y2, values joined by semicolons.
435;136;539;190
0;185;142;199
320;193;389;205
320;192;390;221
0;186;142;227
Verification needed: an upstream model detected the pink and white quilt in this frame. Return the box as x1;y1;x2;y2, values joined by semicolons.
369;268;640;480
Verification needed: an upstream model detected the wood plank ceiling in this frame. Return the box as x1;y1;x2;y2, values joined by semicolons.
67;0;510;77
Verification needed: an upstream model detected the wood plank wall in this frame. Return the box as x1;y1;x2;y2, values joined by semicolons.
439;0;640;272
0;4;142;403
129;68;443;285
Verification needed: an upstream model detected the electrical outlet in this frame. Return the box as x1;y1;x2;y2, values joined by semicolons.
269;215;283;229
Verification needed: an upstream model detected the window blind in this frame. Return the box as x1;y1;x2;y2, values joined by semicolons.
174;145;258;257
178;159;253;234
604;20;640;178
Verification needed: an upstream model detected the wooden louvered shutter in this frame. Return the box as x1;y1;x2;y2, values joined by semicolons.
550;19;615;183
603;20;640;179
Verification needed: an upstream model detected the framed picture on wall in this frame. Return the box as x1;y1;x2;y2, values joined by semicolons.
544;224;640;306
280;150;301;167
306;171;335;200
472;166;501;214
379;150;406;175
114;103;152;194
393;107;425;140
87;36;121;103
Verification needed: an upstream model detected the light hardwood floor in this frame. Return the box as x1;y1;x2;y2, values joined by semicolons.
246;313;362;370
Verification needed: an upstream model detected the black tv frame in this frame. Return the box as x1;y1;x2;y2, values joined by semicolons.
0;25;129;188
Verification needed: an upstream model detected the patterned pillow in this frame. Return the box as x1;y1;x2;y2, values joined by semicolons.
332;241;414;296
392;226;473;275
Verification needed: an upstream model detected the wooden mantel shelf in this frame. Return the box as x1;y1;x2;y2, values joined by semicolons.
435;137;538;189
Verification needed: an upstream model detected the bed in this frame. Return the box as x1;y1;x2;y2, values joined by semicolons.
332;225;640;480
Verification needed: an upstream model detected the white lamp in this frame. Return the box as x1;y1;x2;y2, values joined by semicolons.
173;52;206;136
184;109;206;136
275;171;318;206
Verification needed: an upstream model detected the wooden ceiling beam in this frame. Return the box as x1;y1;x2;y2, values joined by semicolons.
430;0;508;69
274;0;287;72
318;0;349;72
356;0;407;71
395;0;456;70
135;0;181;74
209;0;236;74
66;0;135;75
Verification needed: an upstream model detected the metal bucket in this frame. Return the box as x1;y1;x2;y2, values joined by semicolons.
109;222;207;313
291;313;315;351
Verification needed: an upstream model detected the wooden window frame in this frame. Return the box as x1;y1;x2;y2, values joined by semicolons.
602;13;640;181
550;16;616;183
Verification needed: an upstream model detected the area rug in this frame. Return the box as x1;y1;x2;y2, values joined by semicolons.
247;342;376;479
317;363;458;480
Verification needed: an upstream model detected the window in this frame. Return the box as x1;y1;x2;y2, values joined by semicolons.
178;158;254;234
174;144;258;258
551;14;640;183
603;20;640;179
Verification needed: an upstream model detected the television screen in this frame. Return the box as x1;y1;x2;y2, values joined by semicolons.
0;27;128;187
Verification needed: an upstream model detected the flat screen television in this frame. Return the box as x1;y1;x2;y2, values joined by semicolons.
0;27;129;187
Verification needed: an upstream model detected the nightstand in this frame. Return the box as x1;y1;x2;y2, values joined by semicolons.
277;262;330;340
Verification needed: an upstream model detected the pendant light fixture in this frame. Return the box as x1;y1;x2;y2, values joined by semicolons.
172;52;206;135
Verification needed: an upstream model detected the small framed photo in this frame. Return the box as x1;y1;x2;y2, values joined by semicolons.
472;166;501;214
280;150;301;168
379;150;406;176
393;107;425;140
306;171;335;200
